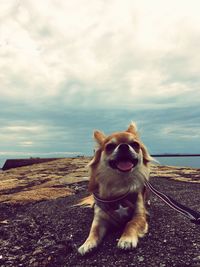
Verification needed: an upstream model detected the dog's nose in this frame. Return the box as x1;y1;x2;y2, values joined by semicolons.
118;143;130;152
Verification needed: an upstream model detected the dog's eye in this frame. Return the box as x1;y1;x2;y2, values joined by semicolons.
105;143;116;153
129;141;140;151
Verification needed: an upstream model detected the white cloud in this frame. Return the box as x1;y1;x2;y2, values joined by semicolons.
4;126;42;133
161;124;200;139
0;124;44;147
1;1;200;156
19;141;34;147
1;0;200;108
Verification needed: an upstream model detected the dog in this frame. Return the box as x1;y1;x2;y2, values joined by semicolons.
78;122;152;255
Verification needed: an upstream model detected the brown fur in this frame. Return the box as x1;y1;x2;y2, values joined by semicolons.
78;122;152;255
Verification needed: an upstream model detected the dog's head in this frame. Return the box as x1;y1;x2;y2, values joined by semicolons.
88;122;152;193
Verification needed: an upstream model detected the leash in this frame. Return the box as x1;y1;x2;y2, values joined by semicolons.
145;180;200;225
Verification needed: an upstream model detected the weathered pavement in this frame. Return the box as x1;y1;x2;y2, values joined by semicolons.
0;158;199;267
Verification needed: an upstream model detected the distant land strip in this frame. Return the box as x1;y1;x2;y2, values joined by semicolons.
151;154;200;157
2;158;62;171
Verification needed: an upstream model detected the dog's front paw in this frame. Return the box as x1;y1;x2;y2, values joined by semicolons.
78;239;98;255
117;234;138;250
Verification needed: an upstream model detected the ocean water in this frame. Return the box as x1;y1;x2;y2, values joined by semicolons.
0;154;199;169
154;156;200;169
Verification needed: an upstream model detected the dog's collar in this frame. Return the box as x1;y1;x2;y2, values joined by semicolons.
93;190;138;226
93;190;131;204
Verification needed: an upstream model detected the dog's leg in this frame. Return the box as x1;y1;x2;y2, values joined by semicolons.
78;207;108;255
117;192;148;250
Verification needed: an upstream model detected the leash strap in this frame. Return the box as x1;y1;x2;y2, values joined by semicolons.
145;180;200;225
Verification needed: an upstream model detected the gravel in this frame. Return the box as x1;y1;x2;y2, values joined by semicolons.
0;178;200;267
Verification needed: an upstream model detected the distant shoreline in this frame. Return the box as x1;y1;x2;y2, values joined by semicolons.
152;154;200;157
0;154;199;169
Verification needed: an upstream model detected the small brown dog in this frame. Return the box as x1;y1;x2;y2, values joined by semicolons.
78;122;152;255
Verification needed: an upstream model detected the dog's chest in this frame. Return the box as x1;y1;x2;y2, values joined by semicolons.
94;192;138;226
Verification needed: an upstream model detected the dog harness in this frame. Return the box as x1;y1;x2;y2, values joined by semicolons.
93;191;139;226
94;181;200;225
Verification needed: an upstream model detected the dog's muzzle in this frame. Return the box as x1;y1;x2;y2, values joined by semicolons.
108;143;138;172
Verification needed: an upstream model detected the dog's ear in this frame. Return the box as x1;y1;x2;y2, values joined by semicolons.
87;130;105;192
140;144;154;165
126;122;138;134
94;130;106;146
88;148;101;192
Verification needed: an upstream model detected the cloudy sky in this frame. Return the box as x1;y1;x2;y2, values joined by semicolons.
1;0;200;163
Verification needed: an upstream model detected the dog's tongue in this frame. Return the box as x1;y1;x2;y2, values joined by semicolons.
117;161;134;172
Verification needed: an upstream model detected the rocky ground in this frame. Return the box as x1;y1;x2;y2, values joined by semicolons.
0;158;199;267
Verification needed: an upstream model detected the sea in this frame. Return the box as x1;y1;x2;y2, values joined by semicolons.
0;154;200;169
153;156;200;169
